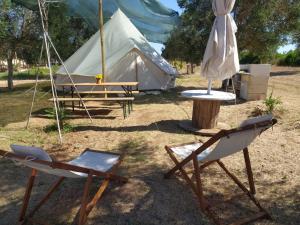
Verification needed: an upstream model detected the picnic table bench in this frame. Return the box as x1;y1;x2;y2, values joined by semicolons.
51;82;139;118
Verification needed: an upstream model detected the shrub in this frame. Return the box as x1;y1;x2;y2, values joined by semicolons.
276;49;300;66
264;92;282;114
44;107;71;131
239;51;261;64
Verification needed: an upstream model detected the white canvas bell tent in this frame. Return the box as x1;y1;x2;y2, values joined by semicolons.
56;9;177;91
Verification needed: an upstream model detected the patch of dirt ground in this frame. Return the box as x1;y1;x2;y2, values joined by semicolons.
0;66;299;225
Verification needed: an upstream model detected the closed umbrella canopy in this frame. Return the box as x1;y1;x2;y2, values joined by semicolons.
201;0;239;81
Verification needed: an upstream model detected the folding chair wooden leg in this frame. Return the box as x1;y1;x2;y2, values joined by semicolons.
79;173;93;225
28;177;65;218
193;156;206;209
164;147;198;194
86;178;110;215
19;169;37;223
243;148;256;195
78;175;111;225
217;160;271;223
164;147;213;211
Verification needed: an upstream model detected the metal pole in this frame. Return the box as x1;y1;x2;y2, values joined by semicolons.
98;0;106;80
37;0;63;143
207;79;212;95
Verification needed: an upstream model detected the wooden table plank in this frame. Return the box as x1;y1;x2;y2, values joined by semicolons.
55;82;139;86
50;97;134;101
77;90;139;94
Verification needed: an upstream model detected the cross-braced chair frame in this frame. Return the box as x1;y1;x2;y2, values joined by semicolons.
0;148;127;225
164;118;277;225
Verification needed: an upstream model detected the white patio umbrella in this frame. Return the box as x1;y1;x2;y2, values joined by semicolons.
201;0;240;94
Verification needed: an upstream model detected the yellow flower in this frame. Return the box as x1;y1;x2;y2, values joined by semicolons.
96;74;103;79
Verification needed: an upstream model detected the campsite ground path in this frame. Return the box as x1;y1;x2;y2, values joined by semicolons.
0;66;299;225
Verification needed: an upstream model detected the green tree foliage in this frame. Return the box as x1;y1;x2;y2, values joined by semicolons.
239;51;260;64
0;0;41;90
163;0;300;64
277;49;300;66
163;0;213;64
0;1;93;90
47;3;94;61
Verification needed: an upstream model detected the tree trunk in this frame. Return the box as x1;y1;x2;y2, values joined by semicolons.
191;64;194;74
7;49;14;91
186;63;190;74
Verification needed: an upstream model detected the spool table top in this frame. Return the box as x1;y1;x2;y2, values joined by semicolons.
181;90;236;101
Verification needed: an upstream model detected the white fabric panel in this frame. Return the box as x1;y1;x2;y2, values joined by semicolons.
56;49;175;91
21;161;83;178
239;114;273;127
57;9;177;90
137;53;174;90
170;143;212;162
201;0;240;81
68;151;119;176
11;144;52;162
9;145;119;178
10;145;82;178
204;126;268;161
171;115;273;163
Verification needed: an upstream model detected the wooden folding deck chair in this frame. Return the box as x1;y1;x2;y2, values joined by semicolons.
164;114;277;225
0;145;127;225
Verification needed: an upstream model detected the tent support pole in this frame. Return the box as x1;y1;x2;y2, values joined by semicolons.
135;55;139;89
37;0;63;143
98;0;106;80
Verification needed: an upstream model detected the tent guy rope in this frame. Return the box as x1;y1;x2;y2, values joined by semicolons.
26;0;93;143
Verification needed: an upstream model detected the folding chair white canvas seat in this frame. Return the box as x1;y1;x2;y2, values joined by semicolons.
169;143;212;162
0;145;127;225
164;114;277;225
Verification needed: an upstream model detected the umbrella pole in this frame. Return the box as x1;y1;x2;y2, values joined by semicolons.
207;79;212;94
98;0;105;80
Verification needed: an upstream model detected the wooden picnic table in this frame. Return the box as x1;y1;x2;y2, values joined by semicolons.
54;82;139;118
55;82;139;86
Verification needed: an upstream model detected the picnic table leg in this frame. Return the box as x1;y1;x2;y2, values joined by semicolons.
122;102;126;119
62;86;66;107
127;100;131;115
129;86;133;111
71;86;74;111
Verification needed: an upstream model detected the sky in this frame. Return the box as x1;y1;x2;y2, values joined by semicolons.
149;0;181;53
150;0;296;54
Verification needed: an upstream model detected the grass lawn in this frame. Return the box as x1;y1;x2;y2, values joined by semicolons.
0;67;299;225
0;66;59;80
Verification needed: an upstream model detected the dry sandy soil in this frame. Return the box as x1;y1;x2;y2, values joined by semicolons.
0;66;299;225
0;80;47;88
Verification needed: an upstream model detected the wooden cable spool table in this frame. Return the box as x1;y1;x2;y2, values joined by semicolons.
179;90;236;136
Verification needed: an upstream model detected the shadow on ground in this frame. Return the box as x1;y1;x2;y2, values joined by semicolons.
270;70;300;77
0;139;299;225
73;119;189;135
